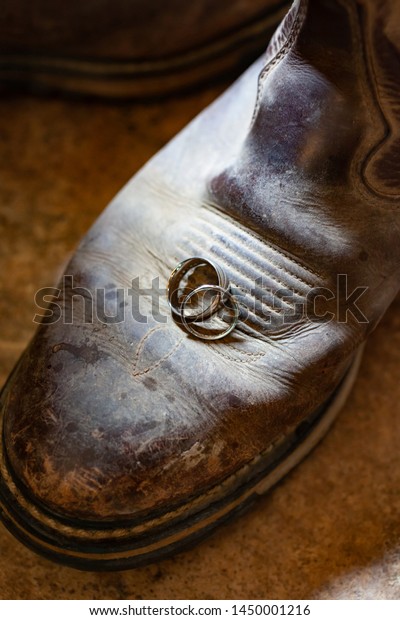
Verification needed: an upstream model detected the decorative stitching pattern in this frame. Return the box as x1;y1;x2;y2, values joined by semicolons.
140;177;323;281
132;326;183;378
179;237;302;307
209;345;265;365
196;214;319;291
199;204;322;280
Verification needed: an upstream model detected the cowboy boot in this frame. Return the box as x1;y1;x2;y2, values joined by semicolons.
0;0;288;97
0;0;399;569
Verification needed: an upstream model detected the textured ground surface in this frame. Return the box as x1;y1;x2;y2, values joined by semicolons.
0;83;400;600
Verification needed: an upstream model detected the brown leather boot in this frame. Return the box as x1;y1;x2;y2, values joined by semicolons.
1;0;399;569
0;0;288;97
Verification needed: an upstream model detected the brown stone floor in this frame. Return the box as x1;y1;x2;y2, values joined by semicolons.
0;83;400;600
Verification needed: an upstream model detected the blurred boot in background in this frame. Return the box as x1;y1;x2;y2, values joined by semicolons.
0;0;288;97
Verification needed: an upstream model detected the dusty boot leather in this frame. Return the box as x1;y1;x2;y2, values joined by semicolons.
0;0;288;98
0;0;399;569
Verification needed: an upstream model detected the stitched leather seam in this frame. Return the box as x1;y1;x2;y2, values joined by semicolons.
195;218;318;292
175;241;282;327
199;204;322;279
179;235;306;301
194;211;320;285
233;283;282;315
212;346;264;359
177;238;303;318
346;0;400;203
139;177;323;280
176;240;308;338
132;327;183;377
132;341;182;378
251;0;309;125
209;348;264;365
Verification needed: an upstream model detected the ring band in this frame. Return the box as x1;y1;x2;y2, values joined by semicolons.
167;257;240;341
167;257;229;323
180;284;240;341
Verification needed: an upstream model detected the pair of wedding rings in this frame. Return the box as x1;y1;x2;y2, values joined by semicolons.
167;257;239;341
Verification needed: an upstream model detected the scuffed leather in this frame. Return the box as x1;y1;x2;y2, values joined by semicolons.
2;0;400;520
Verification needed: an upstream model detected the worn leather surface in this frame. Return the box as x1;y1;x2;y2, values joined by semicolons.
0;0;285;60
2;0;400;525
